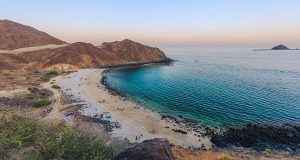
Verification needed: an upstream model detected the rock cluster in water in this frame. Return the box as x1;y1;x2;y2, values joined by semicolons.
272;44;289;50
161;114;218;138
211;123;300;152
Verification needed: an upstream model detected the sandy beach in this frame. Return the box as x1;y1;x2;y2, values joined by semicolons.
51;69;212;148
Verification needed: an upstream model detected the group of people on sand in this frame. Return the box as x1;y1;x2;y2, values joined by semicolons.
134;106;140;109
62;112;77;121
135;134;143;141
117;108;125;111
44;107;53;113
64;112;76;117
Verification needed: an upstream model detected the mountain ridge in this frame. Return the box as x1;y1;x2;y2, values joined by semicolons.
0;20;170;70
0;19;66;50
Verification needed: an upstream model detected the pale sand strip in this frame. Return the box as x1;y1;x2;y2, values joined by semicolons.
0;44;68;54
54;69;212;148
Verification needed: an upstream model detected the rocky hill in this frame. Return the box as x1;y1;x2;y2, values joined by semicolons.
99;39;168;64
19;40;168;68
0;53;28;70
0;20;169;70
19;40;169;69
20;42;122;69
0;19;66;50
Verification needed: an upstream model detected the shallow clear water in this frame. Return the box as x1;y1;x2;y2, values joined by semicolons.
105;47;300;128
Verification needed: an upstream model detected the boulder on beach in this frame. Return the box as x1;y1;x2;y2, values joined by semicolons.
116;138;175;160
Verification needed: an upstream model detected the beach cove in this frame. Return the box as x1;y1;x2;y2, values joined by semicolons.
53;69;212;148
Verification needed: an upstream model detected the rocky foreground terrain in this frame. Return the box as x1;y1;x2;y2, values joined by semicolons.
0;53;28;70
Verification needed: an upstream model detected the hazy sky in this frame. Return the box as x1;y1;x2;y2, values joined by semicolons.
1;0;300;47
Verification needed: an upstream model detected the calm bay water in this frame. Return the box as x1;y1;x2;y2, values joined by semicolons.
104;47;300;128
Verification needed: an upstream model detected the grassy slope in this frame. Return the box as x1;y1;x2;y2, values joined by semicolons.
0;111;115;160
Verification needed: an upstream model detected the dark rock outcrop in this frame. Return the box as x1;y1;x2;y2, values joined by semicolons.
211;123;300;151
116;138;175;160
0;19;66;50
272;44;289;50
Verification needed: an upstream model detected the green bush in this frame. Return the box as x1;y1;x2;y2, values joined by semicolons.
219;157;231;160
32;70;40;74
264;148;272;153
40;77;50;82
33;99;51;107
45;71;59;77
0;112;115;159
51;85;61;89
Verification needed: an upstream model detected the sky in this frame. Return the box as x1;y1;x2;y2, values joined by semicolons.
1;0;300;47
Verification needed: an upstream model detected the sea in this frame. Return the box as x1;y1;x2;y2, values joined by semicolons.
104;47;300;129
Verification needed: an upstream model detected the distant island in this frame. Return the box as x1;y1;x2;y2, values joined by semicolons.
253;44;299;51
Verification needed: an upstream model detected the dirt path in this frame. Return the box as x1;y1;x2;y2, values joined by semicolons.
41;81;89;123
41;82;63;122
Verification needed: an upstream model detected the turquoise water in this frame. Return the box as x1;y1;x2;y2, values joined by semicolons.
104;47;300;128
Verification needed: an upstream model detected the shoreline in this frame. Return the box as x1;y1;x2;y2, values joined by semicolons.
53;68;212;148
101;68;220;134
99;58;174;69
99;67;300;153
